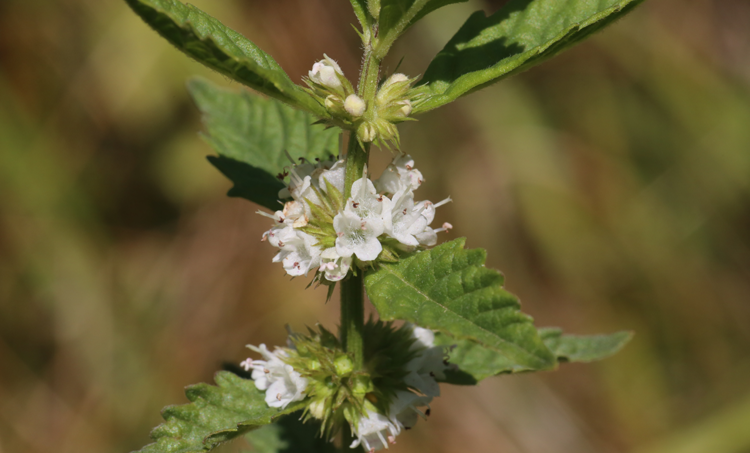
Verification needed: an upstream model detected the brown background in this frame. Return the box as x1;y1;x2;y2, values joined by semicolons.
1;0;750;452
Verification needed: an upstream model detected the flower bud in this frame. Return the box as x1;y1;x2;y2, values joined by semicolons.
357;122;377;143
350;374;374;395
334;354;354;375
309;399;327;420
344;94;366;117
396;100;412;118
309;55;344;89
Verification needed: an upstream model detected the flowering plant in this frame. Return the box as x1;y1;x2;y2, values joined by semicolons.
125;0;643;451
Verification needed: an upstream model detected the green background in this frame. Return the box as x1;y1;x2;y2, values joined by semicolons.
1;1;749;452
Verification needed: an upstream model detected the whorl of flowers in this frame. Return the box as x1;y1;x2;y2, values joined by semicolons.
259;153;452;283
304;55;422;148
240;321;450;451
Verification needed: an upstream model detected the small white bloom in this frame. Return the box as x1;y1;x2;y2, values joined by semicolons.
273;230;322;277
344;94;366;117
347;175;387;224
318;158;346;195
350;409;401;452
403;325;448;397
333;210;383;261
389;390;432;430
320;247;352;282
309;54;343;89
375;154;423;194
383;189;431;248
244;344;308;409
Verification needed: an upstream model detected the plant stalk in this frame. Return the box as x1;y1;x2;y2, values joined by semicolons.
340;31;382;372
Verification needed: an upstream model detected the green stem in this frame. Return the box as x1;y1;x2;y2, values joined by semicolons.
340;32;382;370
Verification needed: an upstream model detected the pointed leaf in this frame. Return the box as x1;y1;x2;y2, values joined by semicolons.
539;327;633;363
244;412;336;453
124;0;327;117
364;238;556;375
188;77;340;210
134;371;304;453
415;0;644;113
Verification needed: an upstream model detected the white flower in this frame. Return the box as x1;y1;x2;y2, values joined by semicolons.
319;247;352;282
345;94;366;117
389;390;432;430
243;344;308;409
346;175;387;225
272;230;322;277
375;154;423;194
350;409;401;452
403;325;448;397
309;54;343;89
318;159;346;195
333;210;383;261
382;189;428;247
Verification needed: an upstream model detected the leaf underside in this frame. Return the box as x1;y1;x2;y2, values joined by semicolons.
124;0;326;117
415;0;645;113
539;327;633;363
135;371;303;453
187;77;340;210
364;238;557;375
379;0;468;46
436;329;632;383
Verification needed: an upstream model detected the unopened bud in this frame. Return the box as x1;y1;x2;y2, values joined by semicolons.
309;55;343;89
334;354;354;375
396;100;412;117
357;122;377;143
384;73;409;86
309;399;326;419
344;94;366;117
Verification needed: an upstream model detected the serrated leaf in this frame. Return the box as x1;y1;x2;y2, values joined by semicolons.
377;0;467;56
435;328;634;384
415;0;644;113
124;0;326;117
244;412;336;453
364;238;556;375
187;77;340;210
135;371;304;453
539;327;633;363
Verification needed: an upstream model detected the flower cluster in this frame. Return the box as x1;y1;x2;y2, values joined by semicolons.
350;325;448;452
304;55;421;148
260;154;452;283
240;322;449;451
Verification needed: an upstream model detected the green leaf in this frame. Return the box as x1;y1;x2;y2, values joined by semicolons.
435;328;633;384
415;0;645;113
349;0;372;29
364;238;557;375
135;371;304;453
377;0;467;57
539;327;633;363
187;77;341;210
124;0;326;117
244;412;336;453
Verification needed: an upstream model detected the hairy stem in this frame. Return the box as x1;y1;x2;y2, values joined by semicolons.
340;31;382;371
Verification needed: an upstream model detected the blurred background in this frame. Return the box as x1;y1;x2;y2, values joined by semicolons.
1;0;750;452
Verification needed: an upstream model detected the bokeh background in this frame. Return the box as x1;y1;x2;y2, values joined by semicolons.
2;0;750;452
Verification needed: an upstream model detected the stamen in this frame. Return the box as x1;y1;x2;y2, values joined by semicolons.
433;197;453;208
256;210;278;220
377;432;388;449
